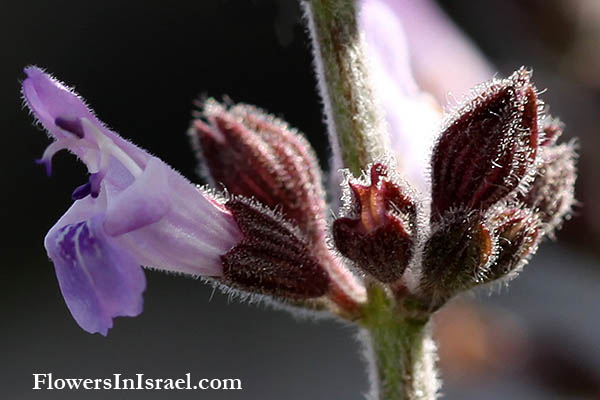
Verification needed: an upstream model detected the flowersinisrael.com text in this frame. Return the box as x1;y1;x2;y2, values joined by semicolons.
33;373;242;391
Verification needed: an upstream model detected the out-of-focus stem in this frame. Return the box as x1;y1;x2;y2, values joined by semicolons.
304;0;387;177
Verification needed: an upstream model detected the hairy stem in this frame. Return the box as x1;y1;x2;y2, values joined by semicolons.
360;285;439;400
303;1;438;397
303;0;387;177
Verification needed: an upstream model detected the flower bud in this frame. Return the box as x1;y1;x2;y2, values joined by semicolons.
430;68;539;220
221;199;330;299
520;143;577;234
420;212;493;308
486;208;540;282
190;100;327;243
333;163;416;283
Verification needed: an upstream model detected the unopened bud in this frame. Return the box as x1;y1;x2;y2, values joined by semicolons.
487;207;540;281
333;163;416;283
221;199;330;299
420;212;493;308
190;100;327;243
431;68;539;220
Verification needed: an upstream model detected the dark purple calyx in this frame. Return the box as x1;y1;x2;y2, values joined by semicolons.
333;164;416;283
221;199;330;299
420;212;493;309
431;68;539;221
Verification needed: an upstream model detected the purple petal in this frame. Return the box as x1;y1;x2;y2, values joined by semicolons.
103;157;171;236
52;194;107;231
22;67;94;140
45;215;145;335
22;66;149;167
26;67;245;284
115;166;244;277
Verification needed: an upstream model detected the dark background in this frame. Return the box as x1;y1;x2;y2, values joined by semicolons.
2;1;599;399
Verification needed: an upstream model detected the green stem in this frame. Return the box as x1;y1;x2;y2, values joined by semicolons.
360;285;439;400
303;1;439;398
304;0;387;176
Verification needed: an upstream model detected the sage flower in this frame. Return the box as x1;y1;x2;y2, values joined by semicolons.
23;67;243;335
24;67;365;335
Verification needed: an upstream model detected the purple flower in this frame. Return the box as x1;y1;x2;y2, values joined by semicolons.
23;67;243;335
361;0;493;102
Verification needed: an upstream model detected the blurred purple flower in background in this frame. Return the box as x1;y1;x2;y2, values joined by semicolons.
360;0;494;191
